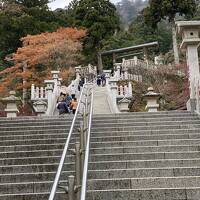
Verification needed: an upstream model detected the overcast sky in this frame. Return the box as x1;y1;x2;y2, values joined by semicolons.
48;0;120;10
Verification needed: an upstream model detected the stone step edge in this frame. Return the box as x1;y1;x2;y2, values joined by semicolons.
2;127;200;135
0;170;74;177
1;176;200;186
1;119;199;127
3;135;200;144
3;132;200;143
0;157;200;168
3;138;200;149
1;123;200;130
1;166;200;177
0;116;197;125
87;186;200;192
2;144;200;154
1;151;200;161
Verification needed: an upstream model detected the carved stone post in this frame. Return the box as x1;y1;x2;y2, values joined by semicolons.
44;80;54;115
0;91;21;118
176;21;200;112
143;87;160;112
51;71;60;83
75;66;81;80
103;70;112;85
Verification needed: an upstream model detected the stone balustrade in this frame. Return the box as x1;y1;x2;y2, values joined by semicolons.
31;85;47;100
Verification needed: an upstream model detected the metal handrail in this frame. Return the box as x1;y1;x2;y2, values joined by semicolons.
80;89;94;200
48;84;86;200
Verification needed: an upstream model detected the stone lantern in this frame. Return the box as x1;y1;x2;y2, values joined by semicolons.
0;91;21;118
176;21;200;111
143;87;160;112
118;97;131;112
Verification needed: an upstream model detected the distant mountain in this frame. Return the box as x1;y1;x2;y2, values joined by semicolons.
116;0;148;25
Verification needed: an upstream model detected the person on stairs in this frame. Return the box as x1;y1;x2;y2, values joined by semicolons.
70;84;76;99
57;99;69;115
70;98;78;114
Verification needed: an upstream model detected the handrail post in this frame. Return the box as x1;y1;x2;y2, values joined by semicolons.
68;175;75;200
75;142;81;200
80;121;85;174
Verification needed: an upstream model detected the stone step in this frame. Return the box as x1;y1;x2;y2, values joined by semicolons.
0;143;66;152
90;145;200;154
87;158;200;170
2;132;200;145
0;149;64;159
91;124;200;132
90;133;200;143
0;163;75;174
0;171;74;183
3;151;200;166
91;120;200;128
0;121;75;127
0;180;66;194
0;133;80;141
1;144;200;160
0;192;66;200
0;129;71;136
2;157;200;174
0;155;74;165
88;167;200;179
0;137;77;146
92;112;195;120
91;128;200;137
89;151;200;162
0;124;73;131
86;187;200;200
90;138;200;148
87;176;200;190
92;116;200;123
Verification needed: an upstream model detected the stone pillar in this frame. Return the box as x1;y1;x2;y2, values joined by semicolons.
51;71;60;83
176;21;200;112
44;80;54;115
75;66;81;80
134;56;138;65
128;81;133;97
103;70;112;85
143;87;160;112
109;78;118;101
0;91;21;118
116;64;121;79
31;84;35;100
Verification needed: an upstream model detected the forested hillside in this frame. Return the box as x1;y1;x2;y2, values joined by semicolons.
116;0;148;25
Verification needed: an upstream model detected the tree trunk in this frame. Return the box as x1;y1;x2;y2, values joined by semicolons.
97;52;103;74
171;21;180;65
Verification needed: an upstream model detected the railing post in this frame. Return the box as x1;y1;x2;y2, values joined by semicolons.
68;175;76;200
75;142;81;200
80;121;85;174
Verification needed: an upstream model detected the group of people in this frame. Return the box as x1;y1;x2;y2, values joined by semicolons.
57;92;78;115
97;73;106;87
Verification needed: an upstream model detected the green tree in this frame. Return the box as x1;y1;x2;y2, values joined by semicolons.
68;0;120;72
0;0;69;69
143;0;197;65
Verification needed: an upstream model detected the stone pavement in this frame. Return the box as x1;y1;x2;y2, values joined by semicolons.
93;86;112;114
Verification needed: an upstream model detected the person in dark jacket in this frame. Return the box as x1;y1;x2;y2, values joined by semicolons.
57;100;69;115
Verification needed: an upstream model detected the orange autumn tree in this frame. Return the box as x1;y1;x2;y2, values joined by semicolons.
0;27;86;95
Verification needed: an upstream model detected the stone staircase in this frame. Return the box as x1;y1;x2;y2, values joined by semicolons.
87;111;200;200
1;111;200;199
0;116;78;200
